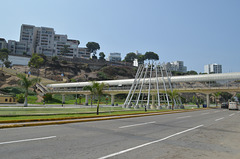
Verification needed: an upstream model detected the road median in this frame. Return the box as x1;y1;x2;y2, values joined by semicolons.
0;108;207;129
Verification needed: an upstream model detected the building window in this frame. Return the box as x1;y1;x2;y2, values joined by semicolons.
5;99;8;102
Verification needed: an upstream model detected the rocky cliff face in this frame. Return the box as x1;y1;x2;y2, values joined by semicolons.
27;60;137;82
0;71;19;88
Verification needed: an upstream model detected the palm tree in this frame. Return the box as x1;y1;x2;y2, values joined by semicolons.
17;73;41;107
214;92;221;107
83;81;107;115
167;89;179;110
83;84;94;106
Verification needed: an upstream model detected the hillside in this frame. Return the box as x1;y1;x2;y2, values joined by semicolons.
1;59;137;86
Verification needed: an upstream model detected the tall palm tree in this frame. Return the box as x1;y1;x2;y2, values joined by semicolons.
17;73;41;107
167;89;179;110
83;81;107;115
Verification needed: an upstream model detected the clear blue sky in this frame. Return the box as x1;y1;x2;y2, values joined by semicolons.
1;0;240;73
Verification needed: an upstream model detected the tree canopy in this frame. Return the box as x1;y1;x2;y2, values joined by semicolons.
3;60;12;68
144;51;159;60
28;53;44;69
0;49;9;70
28;53;44;76
124;52;137;63
86;42;100;58
99;52;105;60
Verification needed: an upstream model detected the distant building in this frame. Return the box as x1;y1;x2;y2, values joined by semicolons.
19;24;37;55
78;47;91;59
8;40;27;55
35;26;55;56
133;58;138;67
135;50;142;56
0;38;7;49
7;24;90;59
204;64;222;74
163;61;187;73
108;53;121;62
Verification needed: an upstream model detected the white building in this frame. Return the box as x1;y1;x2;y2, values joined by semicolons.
164;61;187;73
53;34;68;56
78;47;91;59
204;64;222;74
108;53;121;62
7;24;91;59
8;40;27;55
35;26;55;56
0;38;7;49
19;24;37;55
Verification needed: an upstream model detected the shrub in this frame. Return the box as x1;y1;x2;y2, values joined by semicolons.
70;78;77;82
97;71;109;80
43;93;53;102
62;60;67;64
16;94;24;103
0;87;36;96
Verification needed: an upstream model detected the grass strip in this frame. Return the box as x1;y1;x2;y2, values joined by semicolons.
0;108;204;123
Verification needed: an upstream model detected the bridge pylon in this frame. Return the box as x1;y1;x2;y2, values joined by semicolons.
123;61;179;110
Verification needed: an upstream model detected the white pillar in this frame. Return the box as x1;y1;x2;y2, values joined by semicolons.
85;94;89;106
62;94;65;104
206;94;210;108
151;95;156;109
111;94;115;106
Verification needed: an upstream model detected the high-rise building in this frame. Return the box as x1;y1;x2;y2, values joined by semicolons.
19;24;37;55
35;26;55;56
0;38;7;49
204;64;222;74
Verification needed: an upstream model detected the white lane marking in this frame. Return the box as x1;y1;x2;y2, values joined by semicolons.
99;125;203;159
215;117;224;121
237;111;240;113
119;121;156;129
0;136;56;145
176;116;191;119
229;113;235;116
201;112;210;115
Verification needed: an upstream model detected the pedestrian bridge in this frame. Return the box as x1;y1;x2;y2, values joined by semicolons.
46;72;240;106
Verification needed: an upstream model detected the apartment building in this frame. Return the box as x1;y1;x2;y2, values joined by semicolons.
108;53;121;62
0;38;7;49
77;47;90;59
35;26;55;56
19;24;37;55
164;61;187;73
8;40;27;55
7;24;91;59
204;63;222;74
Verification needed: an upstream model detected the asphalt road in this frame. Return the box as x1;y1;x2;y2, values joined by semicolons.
0;109;240;159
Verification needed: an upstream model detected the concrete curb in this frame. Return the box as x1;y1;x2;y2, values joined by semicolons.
0;108;208;129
